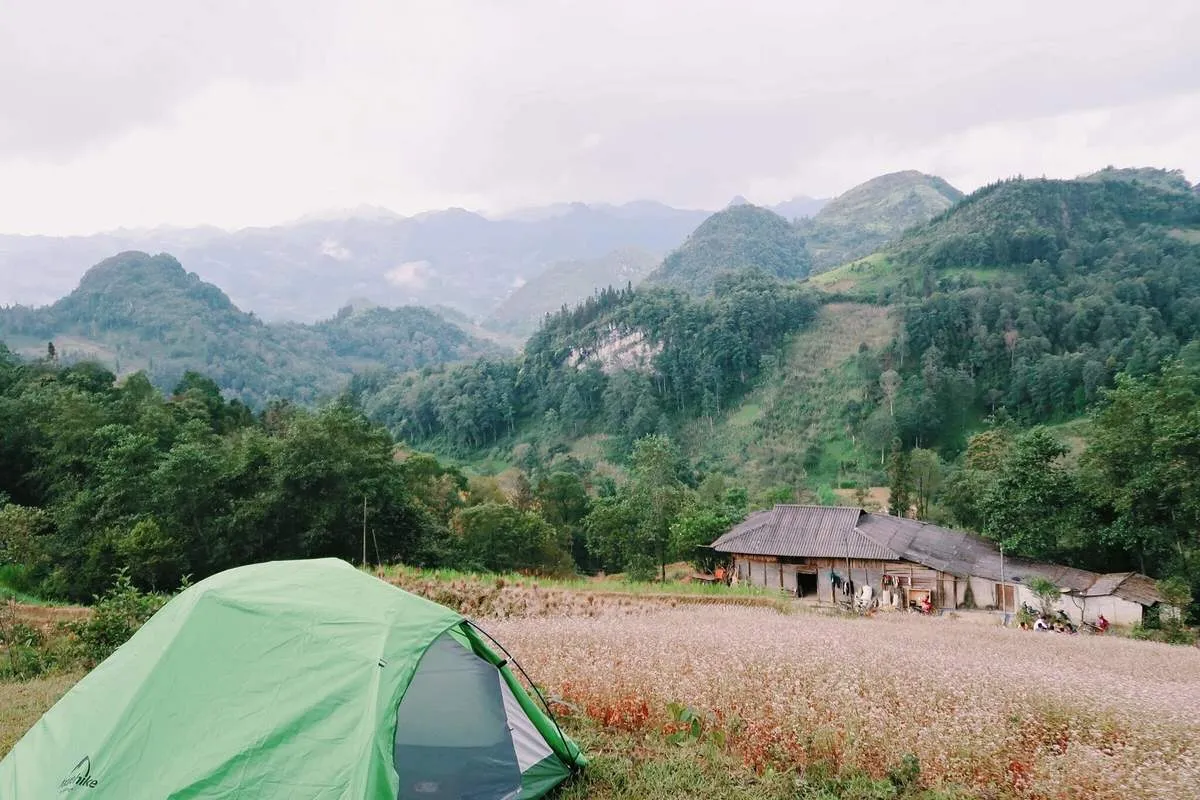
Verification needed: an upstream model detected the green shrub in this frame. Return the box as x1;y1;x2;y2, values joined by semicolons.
1128;622;1198;646
624;554;659;583
68;570;167;667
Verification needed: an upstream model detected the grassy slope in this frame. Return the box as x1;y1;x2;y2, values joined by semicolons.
681;302;897;495
0;673;80;757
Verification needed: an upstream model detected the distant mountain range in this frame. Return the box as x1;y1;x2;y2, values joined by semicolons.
0;252;505;406
0;202;712;323
0;194;834;326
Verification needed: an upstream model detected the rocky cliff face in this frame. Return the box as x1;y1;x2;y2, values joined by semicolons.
568;325;661;374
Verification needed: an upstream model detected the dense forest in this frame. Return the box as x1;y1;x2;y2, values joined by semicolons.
797;170;963;271
0;347;744;600
354;269;819;450
855;172;1200;453
891;348;1200;617
644;205;812;294
0;252;504;406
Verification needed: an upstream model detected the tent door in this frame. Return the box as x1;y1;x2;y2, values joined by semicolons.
393;633;522;800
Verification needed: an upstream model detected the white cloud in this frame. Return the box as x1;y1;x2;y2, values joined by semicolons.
320;238;353;261
384;261;432;289
1;1;1199;233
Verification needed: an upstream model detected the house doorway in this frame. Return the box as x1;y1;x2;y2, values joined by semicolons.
994;584;1015;613
796;572;818;598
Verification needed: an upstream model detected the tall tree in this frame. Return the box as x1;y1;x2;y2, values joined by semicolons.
887;439;914;517
980;427;1077;559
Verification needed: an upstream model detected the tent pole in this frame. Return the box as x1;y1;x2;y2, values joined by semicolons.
466;620;580;771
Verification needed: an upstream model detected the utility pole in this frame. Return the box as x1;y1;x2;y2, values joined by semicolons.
999;543;1007;625
362;495;368;568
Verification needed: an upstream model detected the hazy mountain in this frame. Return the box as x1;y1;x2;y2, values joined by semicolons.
485;247;661;335
0;202;711;323
0;252;505;405
770;195;829;221
798;171;963;272
644;205;811;294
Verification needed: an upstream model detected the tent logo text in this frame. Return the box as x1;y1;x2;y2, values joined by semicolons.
59;756;98;793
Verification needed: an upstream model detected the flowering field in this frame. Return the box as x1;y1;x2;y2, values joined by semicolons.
492;607;1200;800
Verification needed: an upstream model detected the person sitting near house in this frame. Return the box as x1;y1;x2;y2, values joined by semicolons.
1034;614;1051;631
919;594;933;615
1096;614;1110;634
714;565;726;585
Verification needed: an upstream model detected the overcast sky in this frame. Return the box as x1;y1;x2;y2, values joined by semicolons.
2;0;1198;235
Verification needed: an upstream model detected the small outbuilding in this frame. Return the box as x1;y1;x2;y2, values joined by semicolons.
710;505;1164;626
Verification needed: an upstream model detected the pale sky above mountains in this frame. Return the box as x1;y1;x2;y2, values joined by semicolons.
1;0;1198;234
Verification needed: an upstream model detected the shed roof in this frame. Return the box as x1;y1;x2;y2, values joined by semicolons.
710;506;902;563
1085;572;1162;605
856;513;1100;592
710;509;774;550
712;505;897;560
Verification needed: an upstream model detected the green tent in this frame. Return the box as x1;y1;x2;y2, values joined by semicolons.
0;558;585;799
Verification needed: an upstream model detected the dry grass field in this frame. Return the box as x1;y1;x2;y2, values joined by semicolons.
497;606;1200;800
4;583;1198;799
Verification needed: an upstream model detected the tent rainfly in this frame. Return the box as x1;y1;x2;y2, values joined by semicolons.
0;558;585;799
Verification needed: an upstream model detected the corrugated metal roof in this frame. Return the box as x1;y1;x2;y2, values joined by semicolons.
856;513;1099;592
710;509;774;550
712;505;897;560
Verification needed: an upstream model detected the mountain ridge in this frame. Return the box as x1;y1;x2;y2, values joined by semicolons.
799;170;963;272
0;252;506;406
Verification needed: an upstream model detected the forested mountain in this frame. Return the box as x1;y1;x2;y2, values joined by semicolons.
354;270;820;450
0;202;710;322
485;248;660;335
795;171;1200;459
0;252;504;405
644;206;812;294
798;171;963;272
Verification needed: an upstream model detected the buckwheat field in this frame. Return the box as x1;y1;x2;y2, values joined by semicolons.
491;605;1200;800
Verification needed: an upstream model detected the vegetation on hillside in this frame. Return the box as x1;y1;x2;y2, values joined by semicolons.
0;345;770;603
798;171;963;272
356;269;819;451
645;206;811;294
0;252;504;406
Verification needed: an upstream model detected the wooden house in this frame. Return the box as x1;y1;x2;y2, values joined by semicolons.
710;505;1164;626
